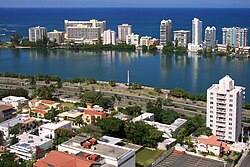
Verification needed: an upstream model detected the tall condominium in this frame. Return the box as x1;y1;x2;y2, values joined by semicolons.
126;33;139;45
222;27;248;47
192;18;202;45
206;75;245;142
47;30;64;44
160;19;172;46
103;29;116;45
173;30;190;48
29;26;47;42
205;26;217;49
64;19;106;43
118;24;132;43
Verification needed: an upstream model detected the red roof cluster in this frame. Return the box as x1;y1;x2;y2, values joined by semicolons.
34;151;100;167
41;100;56;105
36;105;49;110
84;110;104;116
198;135;230;152
0;104;13;111
31;109;47;115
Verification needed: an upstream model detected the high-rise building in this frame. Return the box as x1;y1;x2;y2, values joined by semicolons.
126;33;139;45
64;19;105;44
140;36;152;46
206;75;245;142
188;18;202;51
205;26;217;49
118;24;132;43
103;29;116;45
160;19;172;46
222;27;248;47
29;26;47;42
47;30;64;44
173;30;190;48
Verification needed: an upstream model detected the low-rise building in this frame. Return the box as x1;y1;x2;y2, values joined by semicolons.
174;30;190;48
0;116;36;140
196;135;230;156
39;120;72;139
82;104;106;125
47;30;64;44
8;133;53;160
58;108;84;122
2;96;28;109
58;135;136;167
149;38;160;46
126;33;139;45
140;36;152;46
34;150;101;167
0;104;16;122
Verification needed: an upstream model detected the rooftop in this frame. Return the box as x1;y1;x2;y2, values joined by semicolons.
99;136;123;145
2;96;28;102
16;133;52;147
34;150;100;167
58;108;83;118
31;108;47;115
0;104;13;111
84;110;105;116
40;100;57;105
0;115;29;128
197;135;230;152
61;136;134;159
39;120;71;131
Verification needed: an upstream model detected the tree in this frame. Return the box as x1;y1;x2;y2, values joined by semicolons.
193;127;212;137
75;116;84;126
45;77;50;85
130;83;142;90
10;33;22;45
96;97;113;109
10;123;21;135
30;76;36;89
155;98;163;108
44;108;59;121
54;128;75;145
34;84;57;99
0;131;4;146
118;106;142;117
147;107;179;124
109;80;116;87
95;118;125;138
125;121;163;147
82;92;101;103
57;78;63;88
174;38;178;47
86;78;97;84
154;87;162;94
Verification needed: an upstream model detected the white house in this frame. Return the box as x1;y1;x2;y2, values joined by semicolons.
2;96;28;109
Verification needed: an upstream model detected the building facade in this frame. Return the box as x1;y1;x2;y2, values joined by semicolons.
140;36;152;47
222;27;248;47
206;75;245;142
126;33;139;45
47;30;64;44
103;29;116;45
160;19;172;46
173;30;190;48
118;24;132;43
205;26;217;49
29;26;47;42
188;18;202;51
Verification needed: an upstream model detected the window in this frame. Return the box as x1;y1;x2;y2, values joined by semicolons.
229;113;232;116
229;132;232;134
228;136;232;139
229;99;233;102
210;120;213;123
229;118;232;121
210;124;213;127
210;92;214;95
210;111;213;114
229;127;232;130
229;123;232;125
210;115;213;118
230;95;233;97
210;102;213;104
210;106;213;109
229;109;233;112
210;97;214;100
229;104;233;107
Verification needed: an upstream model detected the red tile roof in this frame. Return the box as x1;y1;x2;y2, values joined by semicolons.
0;104;13;111
41;100;57;105
198;135;230;152
36;105;50;110
31;109;47;115
34;151;100;167
29;99;37;102
22;105;30;109
84;110;105;116
22;117;36;126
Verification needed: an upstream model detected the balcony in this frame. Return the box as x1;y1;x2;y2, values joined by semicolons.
216;118;226;123
216;109;226;114
216;132;225;136
216;128;226;132
216;113;226;117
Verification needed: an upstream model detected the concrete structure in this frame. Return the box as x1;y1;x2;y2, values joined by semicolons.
0;116;36;140
58;108;83;122
196;135;229;156
9;133;53;160
206;75;245;142
47;30;64;44
160;19;172;46
64;19;105;44
205;26;217;49
126;33;139;45
2;96;28;109
173;30;190;48
0;104;16;122
118;24;132;43
188;18;202;51
34;150;101;167
131;113;154;122
39;120;72;139
103;29;116;45
140;36;152;47
222;27;248;47
28;26;47;42
58;135;136;167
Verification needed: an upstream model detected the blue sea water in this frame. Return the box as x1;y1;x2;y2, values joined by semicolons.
0;8;250;42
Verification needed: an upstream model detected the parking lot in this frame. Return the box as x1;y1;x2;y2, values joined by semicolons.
156;152;228;167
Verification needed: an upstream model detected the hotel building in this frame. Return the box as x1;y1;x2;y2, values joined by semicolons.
188;18;202;51
118;24;132;43
206;75;245;142
173;30;190;48
205;26;217;49
103;29;116;45
29;26;47;42
160;19;172;46
222;27;248;47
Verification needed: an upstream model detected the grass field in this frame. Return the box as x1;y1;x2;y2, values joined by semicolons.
136;148;164;167
62;102;76;110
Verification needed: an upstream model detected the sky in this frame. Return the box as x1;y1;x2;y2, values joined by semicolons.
1;0;250;8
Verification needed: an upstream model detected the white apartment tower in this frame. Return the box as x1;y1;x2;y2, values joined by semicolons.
222;27;248;47
174;30;190;48
126;33;140;45
205;26;217;49
118;24;132;43
29;26;47;42
192;18;202;45
206;75;245;142
160;19;172;46
103;29;116;45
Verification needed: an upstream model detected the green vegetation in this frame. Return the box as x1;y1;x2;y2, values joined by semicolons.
147;107;179;124
0;151;35;167
130;83;143;90
74;44;136;52
243;103;250;110
34;84;57;100
109;80;116;87
163;42;187;55
136;148;164;167
118;106;142;117
0;88;29;99
81;92;114;109
154;87;162;94
169;88;206;101
193;127;213;137
44;108;60;121
54;128;75;145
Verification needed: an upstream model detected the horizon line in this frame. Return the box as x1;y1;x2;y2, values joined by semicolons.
1;7;250;9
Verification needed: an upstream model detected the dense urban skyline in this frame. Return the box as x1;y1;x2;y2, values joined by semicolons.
1;0;250;8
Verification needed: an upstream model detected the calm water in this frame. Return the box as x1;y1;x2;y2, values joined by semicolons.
0;48;249;102
0;8;249;101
